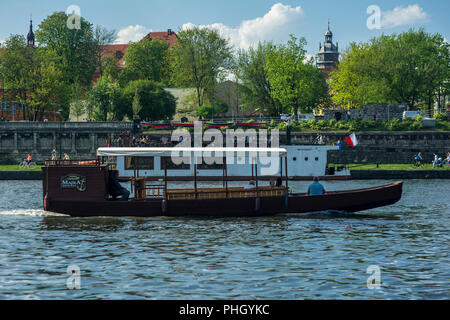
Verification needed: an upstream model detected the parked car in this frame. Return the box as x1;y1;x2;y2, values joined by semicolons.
280;114;292;121
297;114;315;121
402;111;421;120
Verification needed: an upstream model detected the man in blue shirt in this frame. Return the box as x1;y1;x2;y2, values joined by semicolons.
307;177;326;196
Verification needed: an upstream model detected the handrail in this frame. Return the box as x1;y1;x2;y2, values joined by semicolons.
44;159;100;166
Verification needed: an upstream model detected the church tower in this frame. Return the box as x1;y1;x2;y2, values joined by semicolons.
317;21;339;78
27;18;35;48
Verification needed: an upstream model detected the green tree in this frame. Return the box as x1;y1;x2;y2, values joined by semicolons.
35;11;97;87
235;41;281;116
328;42;387;108
120;80;176;121
0;35;33;120
265;35;328;118
197;100;229;119
102;55;121;81
170;27;233;107
131;90;142;119
89;75;122;121
28;49;70;121
123;38;170;84
330;29;450;110
93;25;117;78
0;35;70;120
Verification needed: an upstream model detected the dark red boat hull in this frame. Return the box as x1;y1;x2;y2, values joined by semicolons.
45;182;403;217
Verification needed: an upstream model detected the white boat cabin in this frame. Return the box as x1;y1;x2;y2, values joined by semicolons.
98;145;350;180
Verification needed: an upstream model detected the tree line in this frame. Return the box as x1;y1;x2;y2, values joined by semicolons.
330;28;449;113
0;11;448;122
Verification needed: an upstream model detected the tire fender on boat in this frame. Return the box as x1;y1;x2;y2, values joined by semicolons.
162;199;168;214
284;191;289;208
43;194;50;211
255;197;261;212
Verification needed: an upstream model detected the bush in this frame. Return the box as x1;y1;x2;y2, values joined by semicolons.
434;112;448;122
265;116;439;132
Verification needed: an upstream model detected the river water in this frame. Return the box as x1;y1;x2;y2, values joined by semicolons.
0;179;448;300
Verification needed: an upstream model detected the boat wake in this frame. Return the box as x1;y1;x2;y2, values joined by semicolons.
0;209;65;217
281;210;399;220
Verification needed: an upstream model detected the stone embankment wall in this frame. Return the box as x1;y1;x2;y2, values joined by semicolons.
284;131;450;164
0;122;132;164
0;121;449;164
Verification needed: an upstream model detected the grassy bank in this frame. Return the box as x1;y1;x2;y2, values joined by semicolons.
0;165;42;171
331;163;450;171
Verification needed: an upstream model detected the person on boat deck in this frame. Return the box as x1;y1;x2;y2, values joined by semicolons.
307;177;326;196
108;170;130;201
276;177;283;187
244;180;255;189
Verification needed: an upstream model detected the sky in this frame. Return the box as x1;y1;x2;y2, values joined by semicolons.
0;0;448;57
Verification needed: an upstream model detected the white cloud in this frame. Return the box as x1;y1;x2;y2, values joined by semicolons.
115;25;151;43
381;4;429;28
182;3;305;50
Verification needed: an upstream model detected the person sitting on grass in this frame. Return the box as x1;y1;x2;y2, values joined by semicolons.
307;177;326;196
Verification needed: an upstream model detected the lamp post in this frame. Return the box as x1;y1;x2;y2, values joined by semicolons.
1;80;4;120
58;109;63;160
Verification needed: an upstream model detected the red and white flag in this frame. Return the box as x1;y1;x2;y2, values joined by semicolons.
345;133;358;147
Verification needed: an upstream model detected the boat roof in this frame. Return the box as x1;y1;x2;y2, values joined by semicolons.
97;147;287;157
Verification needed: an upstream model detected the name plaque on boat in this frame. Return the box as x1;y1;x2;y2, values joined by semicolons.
60;174;87;192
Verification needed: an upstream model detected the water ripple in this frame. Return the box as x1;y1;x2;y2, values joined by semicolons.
0;179;448;299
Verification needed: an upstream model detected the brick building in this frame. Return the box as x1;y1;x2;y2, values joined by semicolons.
92;29;178;82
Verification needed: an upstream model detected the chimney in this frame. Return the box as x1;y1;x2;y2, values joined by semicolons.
168;29;172;35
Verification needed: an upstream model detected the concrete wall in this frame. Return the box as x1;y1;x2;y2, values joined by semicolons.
284;131;450;164
0;121;449;164
0;122;132;164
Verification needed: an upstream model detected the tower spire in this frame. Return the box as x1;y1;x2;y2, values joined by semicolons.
27;15;35;48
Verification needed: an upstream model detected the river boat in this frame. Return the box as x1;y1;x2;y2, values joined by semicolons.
41;147;403;217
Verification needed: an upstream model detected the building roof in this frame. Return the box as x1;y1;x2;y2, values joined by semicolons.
143;29;178;48
101;44;130;67
98;29;178;68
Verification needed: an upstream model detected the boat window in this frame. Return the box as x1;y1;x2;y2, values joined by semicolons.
196;157;224;170
305;157;309;161
315;157;319;161
125;156;154;170
161;156;190;170
293;157;297;161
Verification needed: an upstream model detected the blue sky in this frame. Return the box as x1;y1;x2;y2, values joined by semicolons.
0;0;448;56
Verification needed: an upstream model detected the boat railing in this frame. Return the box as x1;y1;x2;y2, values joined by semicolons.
164;186;286;200
133;177;165;200
44;159;100;166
